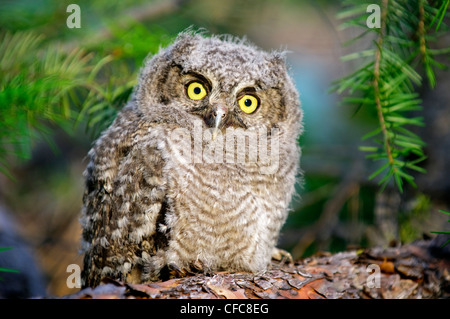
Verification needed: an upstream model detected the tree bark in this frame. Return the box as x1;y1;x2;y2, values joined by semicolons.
63;238;449;299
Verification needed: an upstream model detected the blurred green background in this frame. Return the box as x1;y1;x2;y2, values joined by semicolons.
0;0;449;297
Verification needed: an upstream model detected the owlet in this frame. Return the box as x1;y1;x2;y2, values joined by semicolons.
80;31;303;287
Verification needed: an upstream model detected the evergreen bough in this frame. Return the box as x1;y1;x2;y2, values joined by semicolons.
332;0;450;193
0;31;110;177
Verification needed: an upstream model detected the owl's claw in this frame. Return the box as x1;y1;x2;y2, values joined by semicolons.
192;259;204;272
167;260;211;278
191;259;215;276
168;262;188;278
272;247;293;264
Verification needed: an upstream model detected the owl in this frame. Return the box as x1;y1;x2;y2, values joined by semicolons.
80;31;303;288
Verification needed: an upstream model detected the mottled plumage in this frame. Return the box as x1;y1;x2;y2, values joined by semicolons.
80;32;303;287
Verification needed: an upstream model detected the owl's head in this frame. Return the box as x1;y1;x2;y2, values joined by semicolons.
135;31;301;136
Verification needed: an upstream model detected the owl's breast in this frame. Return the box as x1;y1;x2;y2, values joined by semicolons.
161;137;289;271
166;163;279;270
148;123;298;272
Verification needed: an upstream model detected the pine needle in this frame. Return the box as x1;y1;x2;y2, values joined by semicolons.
331;0;449;193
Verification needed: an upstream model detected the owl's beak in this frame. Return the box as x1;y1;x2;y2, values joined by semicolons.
211;106;227;141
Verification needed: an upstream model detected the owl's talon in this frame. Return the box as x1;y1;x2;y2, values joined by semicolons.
272;247;293;264
168;262;188;277
192;259;204;272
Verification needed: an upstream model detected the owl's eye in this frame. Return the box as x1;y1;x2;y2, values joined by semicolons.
238;94;259;114
186;82;207;100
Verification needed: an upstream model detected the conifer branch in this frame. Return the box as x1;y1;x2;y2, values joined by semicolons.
0;24;168;178
332;0;449;193
418;0;427;61
374;0;394;167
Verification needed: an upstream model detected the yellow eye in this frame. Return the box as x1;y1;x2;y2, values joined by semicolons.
238;95;259;114
186;82;207;100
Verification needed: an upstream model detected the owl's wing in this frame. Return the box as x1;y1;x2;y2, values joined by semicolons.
81;103;167;287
